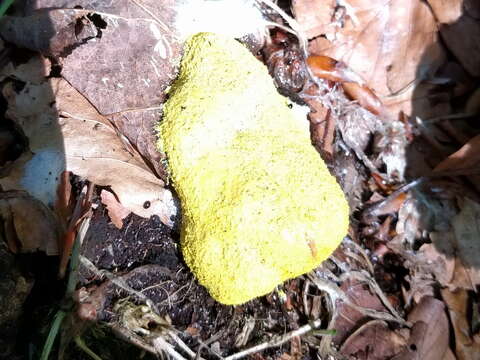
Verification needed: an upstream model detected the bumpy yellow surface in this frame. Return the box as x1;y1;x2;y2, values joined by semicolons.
157;33;349;305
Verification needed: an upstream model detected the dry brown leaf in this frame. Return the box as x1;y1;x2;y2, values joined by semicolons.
434;134;480;175
2;1;182;175
100;189;131;229
451;197;480;289
420;232;455;286
0;54;50;84
428;0;480;76
441;288;480;360
392;296;449;360
300;0;446;119
0;78;177;226
332;278;387;346
291;0;336;39
340;320;407;359
0;190;60;255
0;9;100;57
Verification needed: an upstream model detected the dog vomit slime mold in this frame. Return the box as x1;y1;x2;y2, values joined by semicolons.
157;33;349;305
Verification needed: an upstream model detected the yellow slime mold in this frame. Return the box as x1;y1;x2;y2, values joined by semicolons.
157;33;349;305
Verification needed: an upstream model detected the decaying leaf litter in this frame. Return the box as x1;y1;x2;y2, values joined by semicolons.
0;0;479;359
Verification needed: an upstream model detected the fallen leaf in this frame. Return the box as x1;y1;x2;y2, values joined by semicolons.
427;0;480;76
451;197;480;289
301;0;446;119
340;320;407;359
0;78;178;226
2;1;182;174
441;288;480;360
100;189;131;229
420;232;455;286
0;9;96;57
392;296;449;360
332;278;387;345
0;190;60;255
291;0;336;39
0;53;50;84
434;134;480;175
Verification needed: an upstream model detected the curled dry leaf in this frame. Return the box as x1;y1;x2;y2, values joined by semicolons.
0;190;60;255
306;55;384;115
0;78;177;227
291;0;336;39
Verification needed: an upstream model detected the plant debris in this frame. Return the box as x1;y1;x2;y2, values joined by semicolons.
0;0;479;359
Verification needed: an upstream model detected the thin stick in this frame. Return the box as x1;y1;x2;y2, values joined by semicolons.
153;337;188;360
224;319;332;360
167;331;199;359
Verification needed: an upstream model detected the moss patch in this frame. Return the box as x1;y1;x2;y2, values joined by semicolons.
157;33;349;305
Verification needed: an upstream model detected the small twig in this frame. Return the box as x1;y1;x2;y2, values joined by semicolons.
363;178;426;219
342;238;374;274
224;319;332;360
153;337;188;360
308;273;407;326
167;331;200;359
423;112;477;124
110;323;157;354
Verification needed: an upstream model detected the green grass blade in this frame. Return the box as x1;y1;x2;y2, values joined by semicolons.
0;0;14;17
40;310;67;360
